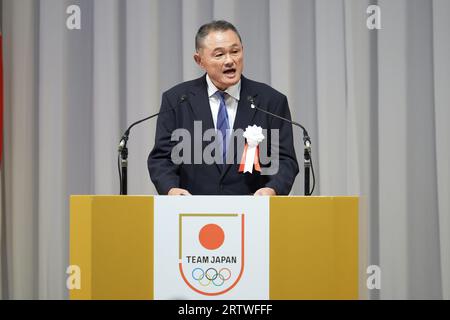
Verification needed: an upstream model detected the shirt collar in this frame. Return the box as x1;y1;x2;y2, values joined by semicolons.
206;74;241;101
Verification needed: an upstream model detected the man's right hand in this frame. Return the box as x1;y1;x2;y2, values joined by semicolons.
168;188;191;196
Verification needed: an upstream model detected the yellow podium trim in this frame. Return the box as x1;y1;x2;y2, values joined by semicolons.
269;196;358;299
70;196;153;300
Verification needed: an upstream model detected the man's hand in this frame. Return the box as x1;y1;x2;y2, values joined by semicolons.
254;187;276;196
168;188;191;196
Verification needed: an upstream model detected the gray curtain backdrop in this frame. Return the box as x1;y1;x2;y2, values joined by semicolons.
0;0;449;300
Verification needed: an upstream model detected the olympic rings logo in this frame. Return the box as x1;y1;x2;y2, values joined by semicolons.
191;267;232;287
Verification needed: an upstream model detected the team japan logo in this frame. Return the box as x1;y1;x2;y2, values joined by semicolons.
178;214;245;296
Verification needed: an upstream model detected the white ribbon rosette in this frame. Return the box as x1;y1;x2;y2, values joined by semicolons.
239;125;265;173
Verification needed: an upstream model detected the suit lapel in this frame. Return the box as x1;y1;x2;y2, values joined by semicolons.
188;75;222;174
231;76;257;132
220;76;258;180
188;75;215;131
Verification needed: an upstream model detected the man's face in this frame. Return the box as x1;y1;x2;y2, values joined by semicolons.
194;29;244;91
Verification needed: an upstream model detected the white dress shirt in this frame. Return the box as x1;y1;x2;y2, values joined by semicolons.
206;74;240;130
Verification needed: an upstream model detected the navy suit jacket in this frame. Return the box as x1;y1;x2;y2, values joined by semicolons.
148;75;299;195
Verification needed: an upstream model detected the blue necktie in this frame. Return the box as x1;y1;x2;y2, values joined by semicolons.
216;91;230;165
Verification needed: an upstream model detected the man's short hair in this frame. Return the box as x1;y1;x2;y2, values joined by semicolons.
195;20;242;52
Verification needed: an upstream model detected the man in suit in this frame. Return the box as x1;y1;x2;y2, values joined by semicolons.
148;20;298;195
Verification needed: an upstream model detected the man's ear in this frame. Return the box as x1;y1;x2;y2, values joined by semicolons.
193;52;202;67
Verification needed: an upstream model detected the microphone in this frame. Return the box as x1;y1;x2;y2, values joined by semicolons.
118;94;187;151
118;94;188;195
247;96;311;146
247;95;315;196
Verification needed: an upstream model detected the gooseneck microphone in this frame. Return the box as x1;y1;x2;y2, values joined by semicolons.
247;96;315;196
118;95;188;195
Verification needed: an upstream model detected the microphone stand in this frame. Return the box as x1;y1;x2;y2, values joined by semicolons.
248;97;315;196
118;95;187;195
118;115;159;195
303;135;312;196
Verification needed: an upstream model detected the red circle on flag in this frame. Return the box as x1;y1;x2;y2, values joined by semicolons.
199;224;225;250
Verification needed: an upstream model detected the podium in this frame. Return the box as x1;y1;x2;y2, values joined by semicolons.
70;196;359;300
